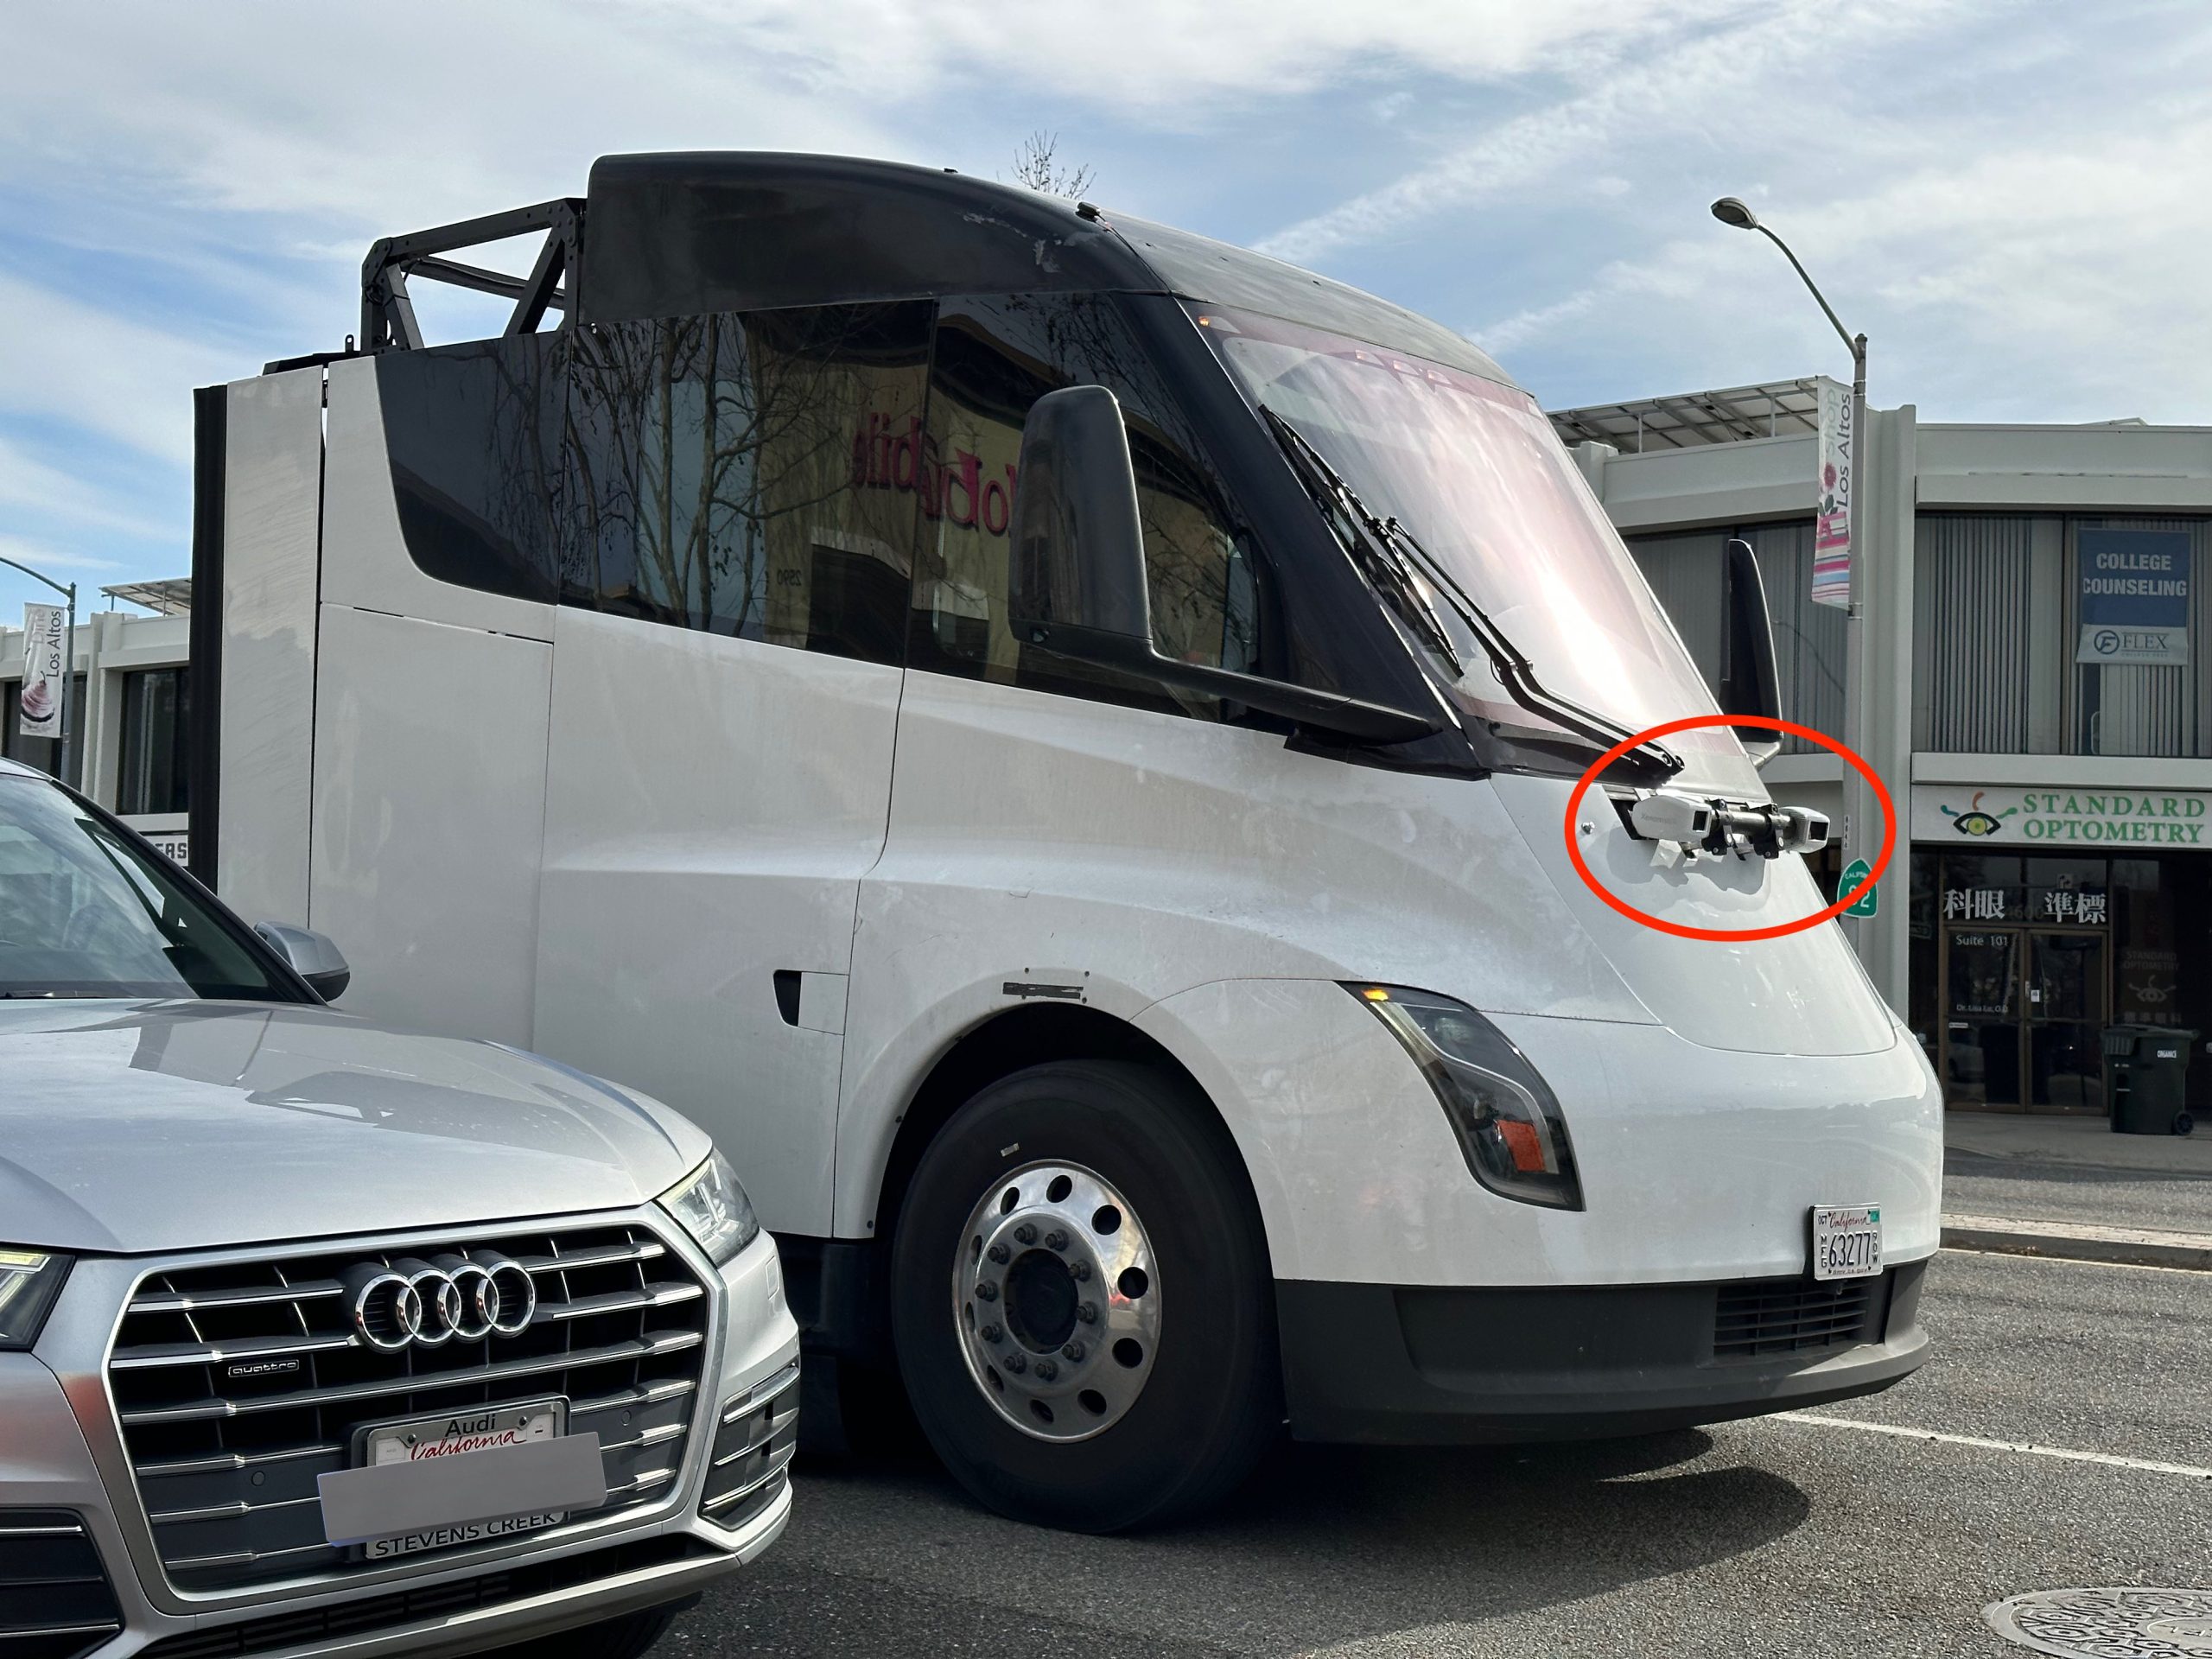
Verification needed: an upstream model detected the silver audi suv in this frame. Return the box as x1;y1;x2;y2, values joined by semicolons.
0;758;798;1658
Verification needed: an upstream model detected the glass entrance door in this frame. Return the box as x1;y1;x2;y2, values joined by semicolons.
1941;925;2109;1112
1942;929;2022;1107
2027;930;2107;1111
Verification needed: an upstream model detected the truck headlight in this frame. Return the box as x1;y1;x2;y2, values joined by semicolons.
659;1152;761;1267
0;1249;72;1350
1348;985;1585;1211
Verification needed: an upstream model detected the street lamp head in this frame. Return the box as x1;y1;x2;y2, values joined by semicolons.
1710;196;1759;231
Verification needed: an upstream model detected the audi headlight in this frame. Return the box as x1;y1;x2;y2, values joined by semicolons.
1349;985;1585;1211
0;1249;72;1350
659;1151;760;1266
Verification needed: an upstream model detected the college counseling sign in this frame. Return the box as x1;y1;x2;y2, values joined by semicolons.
2075;526;2192;667
1912;783;2212;848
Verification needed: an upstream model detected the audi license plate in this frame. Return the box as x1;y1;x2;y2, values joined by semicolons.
1811;1205;1884;1281
321;1398;607;1560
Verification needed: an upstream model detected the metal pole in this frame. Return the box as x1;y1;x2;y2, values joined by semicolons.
60;584;77;790
1727;219;1895;995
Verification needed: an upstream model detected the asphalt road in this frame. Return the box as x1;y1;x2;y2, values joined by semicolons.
660;1250;2211;1658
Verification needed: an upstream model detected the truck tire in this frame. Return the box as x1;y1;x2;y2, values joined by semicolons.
891;1058;1279;1530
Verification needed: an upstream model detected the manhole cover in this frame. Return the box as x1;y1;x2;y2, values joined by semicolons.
1986;1589;2212;1656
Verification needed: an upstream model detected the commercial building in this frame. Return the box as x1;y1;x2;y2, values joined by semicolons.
1556;384;2212;1115
1;580;193;861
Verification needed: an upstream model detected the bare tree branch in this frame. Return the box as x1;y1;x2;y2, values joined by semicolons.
1007;131;1096;199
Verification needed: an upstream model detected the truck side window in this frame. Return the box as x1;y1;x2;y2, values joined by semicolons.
560;302;931;664
375;305;931;668
912;294;1266;718
374;334;568;605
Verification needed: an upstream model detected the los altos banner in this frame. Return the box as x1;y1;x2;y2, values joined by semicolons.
17;603;64;740
2075;526;2191;666
1811;376;1853;611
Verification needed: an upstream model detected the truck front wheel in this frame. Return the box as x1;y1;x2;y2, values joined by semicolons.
890;1059;1278;1530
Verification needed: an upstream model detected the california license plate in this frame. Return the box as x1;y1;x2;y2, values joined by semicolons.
1811;1205;1884;1281
334;1399;585;1560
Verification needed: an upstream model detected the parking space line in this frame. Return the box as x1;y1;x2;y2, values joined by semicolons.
1777;1412;2212;1479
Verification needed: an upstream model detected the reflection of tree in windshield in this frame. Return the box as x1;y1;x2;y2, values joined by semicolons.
564;306;930;643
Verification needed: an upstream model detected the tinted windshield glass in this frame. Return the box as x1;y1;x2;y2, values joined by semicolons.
0;774;284;1000
1197;306;1732;760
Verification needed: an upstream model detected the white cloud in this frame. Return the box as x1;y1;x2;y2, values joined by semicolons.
0;434;173;539
0;273;238;466
1255;0;1985;264
0;534;123;575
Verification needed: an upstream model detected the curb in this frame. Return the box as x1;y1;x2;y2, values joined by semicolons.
1942;1213;2212;1272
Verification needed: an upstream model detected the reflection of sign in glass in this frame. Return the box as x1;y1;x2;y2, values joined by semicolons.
2119;945;2180;1020
2075;526;2191;666
1943;887;2007;920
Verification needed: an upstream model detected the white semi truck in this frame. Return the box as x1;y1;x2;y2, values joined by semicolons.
190;151;1942;1529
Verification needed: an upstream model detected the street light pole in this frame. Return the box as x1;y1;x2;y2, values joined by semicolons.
1710;197;1884;969
0;554;79;788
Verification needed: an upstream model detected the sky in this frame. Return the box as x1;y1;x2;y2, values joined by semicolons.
4;0;2211;622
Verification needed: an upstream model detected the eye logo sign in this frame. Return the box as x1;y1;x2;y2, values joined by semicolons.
1941;791;2018;837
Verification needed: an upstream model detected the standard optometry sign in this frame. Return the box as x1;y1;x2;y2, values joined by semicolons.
2076;527;2191;666
1914;784;2212;848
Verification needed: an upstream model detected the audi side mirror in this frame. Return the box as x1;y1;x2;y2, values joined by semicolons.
1720;537;1784;766
257;922;353;1001
1007;385;1440;746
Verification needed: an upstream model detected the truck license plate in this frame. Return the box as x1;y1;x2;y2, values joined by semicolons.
1811;1205;1884;1281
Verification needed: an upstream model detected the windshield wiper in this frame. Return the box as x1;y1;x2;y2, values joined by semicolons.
1261;408;1681;779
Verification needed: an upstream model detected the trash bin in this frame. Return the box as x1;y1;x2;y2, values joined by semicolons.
2104;1025;2196;1136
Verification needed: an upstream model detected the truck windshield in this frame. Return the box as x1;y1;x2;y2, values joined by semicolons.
0;774;285;1001
1195;306;1733;762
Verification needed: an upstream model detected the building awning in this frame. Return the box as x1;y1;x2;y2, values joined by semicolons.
1548;378;1825;453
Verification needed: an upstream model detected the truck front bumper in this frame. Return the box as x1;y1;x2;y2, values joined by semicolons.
1278;1258;1929;1444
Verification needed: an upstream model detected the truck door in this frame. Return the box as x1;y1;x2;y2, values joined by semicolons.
529;302;931;1236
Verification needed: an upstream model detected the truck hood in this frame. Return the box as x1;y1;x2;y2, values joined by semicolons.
1487;771;1897;1058
0;1001;713;1254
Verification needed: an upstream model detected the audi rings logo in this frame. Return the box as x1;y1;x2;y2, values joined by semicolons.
342;1255;537;1351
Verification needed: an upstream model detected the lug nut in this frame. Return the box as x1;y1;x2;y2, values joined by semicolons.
1076;1301;1097;1325
975;1281;999;1301
1003;1352;1028;1375
1033;1358;1058;1381
1044;1229;1069;1251
1060;1340;1085;1362
981;1323;1003;1344
987;1242;1010;1264
1014;1223;1038;1245
1071;1260;1092;1282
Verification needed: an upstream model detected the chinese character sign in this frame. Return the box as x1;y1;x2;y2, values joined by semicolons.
1942;888;2006;921
1811;377;1853;610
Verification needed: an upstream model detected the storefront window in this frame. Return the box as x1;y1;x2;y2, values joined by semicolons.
118;667;191;817
1928;847;2212;1114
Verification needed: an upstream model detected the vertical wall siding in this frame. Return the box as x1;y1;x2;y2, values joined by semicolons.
1741;521;1843;753
2072;515;2205;758
1916;515;2034;753
1627;531;1726;687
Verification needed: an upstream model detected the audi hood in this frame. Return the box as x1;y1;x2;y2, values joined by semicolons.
0;1001;714;1253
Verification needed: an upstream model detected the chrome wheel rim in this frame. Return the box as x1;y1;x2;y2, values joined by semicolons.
950;1160;1160;1442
